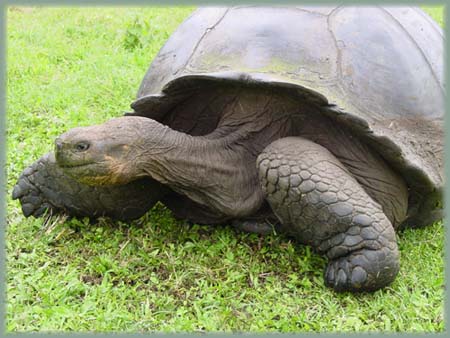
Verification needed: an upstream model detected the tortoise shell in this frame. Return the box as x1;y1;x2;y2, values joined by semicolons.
128;6;444;225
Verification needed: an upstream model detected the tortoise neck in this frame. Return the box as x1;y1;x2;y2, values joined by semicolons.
137;119;232;188
135;117;265;217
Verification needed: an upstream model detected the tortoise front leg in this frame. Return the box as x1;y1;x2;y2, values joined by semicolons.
257;137;400;292
12;153;168;221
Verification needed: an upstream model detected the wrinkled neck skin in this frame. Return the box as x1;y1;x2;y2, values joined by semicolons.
136;120;224;184
134;118;264;218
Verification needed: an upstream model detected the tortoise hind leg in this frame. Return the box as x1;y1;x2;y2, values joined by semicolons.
257;137;402;292
12;153;168;221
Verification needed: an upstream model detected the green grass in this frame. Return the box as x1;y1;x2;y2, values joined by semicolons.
6;6;445;332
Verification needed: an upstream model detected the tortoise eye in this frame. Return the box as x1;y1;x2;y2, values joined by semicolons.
75;142;90;152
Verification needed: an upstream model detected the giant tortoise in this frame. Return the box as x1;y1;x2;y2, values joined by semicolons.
13;6;444;292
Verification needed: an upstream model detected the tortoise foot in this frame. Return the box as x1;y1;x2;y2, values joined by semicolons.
232;219;275;235
13;153;166;221
325;247;399;292
12;153;63;217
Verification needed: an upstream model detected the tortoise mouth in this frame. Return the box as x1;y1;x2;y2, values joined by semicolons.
61;160;131;186
58;160;106;177
59;161;117;186
58;161;97;169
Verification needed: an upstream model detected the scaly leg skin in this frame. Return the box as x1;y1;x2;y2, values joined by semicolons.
258;137;400;292
12;153;168;221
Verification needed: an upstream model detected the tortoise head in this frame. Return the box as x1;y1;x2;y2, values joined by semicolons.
55;117;166;186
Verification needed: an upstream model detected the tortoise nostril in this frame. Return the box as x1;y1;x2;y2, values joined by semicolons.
75;142;90;152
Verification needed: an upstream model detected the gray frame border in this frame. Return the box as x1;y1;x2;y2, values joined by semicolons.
0;0;447;336
0;0;5;335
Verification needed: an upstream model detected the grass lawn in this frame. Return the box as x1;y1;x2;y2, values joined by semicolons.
5;6;445;332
